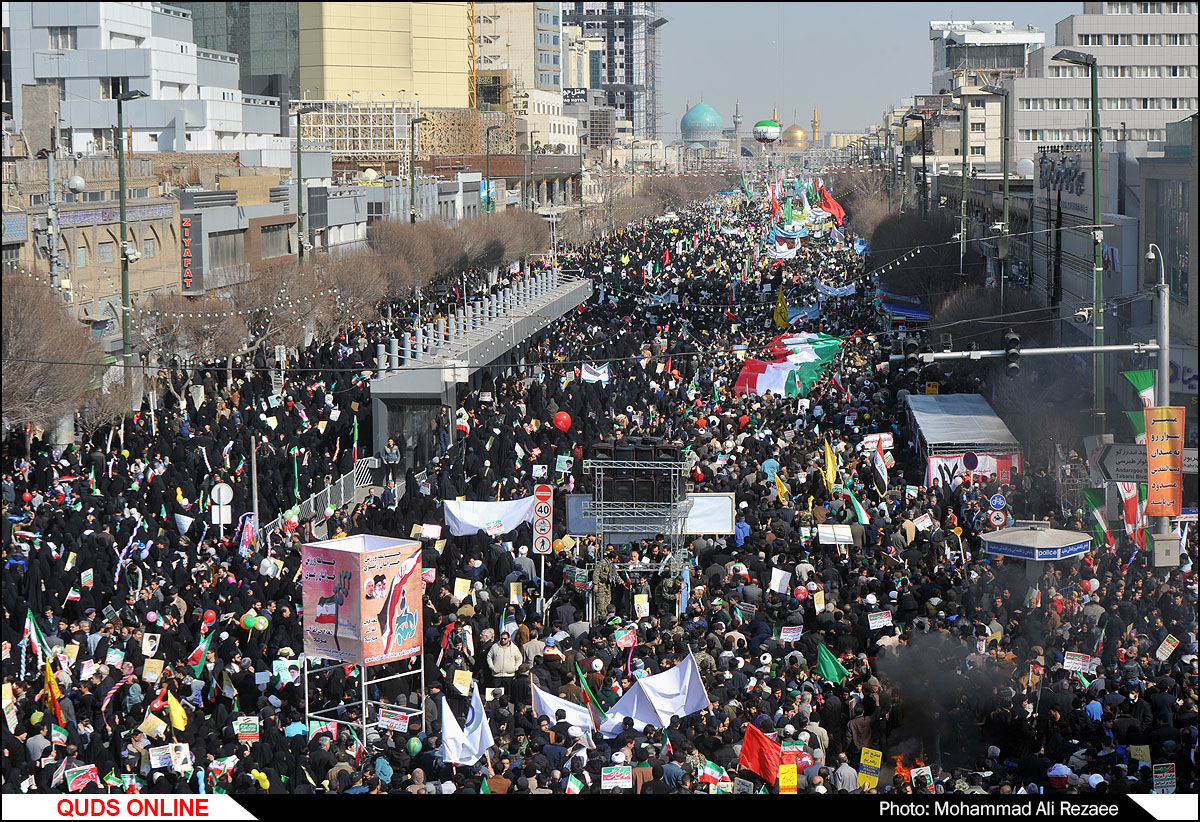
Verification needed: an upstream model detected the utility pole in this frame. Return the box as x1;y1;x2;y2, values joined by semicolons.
1148;242;1172;539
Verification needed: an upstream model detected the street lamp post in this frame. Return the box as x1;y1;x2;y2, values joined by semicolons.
116;89;148;390
294;106;319;264
1054;48;1104;429
906;113;928;219
982;85;1012;312
1146;242;1172;538
485;124;501;217
410;115;429;224
527;129;539;210
951;98;967;279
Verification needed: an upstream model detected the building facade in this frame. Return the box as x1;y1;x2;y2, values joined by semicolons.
561;1;662;138
1008;1;1199;166
3;2;287;154
298;2;469;108
929;19;1046;95
175;1;300;99
475;3;563;93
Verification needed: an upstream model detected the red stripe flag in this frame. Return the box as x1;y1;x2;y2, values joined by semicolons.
738;722;781;785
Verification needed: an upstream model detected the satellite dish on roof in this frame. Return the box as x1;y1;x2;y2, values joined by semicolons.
361;168;379;181
1017;158;1035;179
974;22;997;33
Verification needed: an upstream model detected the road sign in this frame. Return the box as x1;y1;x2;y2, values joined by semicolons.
1097;444;1198;483
925;381;939;395
211;503;233;525
962;452;979;470
212;482;233;505
988;510;1006;527
532;483;554;555
990;493;1006;510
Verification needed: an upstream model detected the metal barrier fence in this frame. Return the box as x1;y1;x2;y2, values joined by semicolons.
259;457;378;535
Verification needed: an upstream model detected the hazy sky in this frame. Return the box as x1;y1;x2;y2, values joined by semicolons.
657;2;1079;137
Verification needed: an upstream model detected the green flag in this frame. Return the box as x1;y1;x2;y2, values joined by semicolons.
1081;488;1114;550
575;662;608;721
1121;369;1155;407
816;643;849;684
845;488;870;525
480;778;491;794
783;197;794;225
1125;410;1147;444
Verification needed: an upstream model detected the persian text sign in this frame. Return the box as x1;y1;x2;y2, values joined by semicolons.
1144;407;1185;516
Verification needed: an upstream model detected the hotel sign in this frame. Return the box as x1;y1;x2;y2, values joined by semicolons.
181;212;203;294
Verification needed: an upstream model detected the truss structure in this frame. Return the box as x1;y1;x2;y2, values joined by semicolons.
294;100;422;171
582;458;692;561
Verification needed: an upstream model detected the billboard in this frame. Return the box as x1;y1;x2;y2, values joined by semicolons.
302;535;423;666
1144;406;1185;516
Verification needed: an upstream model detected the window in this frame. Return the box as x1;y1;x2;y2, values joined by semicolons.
971;122;986;132
1018;98;1043;110
75;247;87;268
970;99;985;108
1154;179;1190;302
208;230;245;270
101;77;129;100
1135;34;1161;45
140;238;155;259
1107;33;1133;45
130;187;149;199
970;146;986;156
30;192;47;206
98;242;115;263
47;26;77;49
82;190;106;202
259;224;290;259
1078;34;1102;46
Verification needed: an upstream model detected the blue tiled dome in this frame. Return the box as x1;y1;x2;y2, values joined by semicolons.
680;102;724;141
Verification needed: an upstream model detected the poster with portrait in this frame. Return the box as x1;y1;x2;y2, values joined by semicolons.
301;538;363;664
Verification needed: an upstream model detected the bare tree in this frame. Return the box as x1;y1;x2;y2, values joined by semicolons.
311;249;388;337
135;293;246;404
1;268;98;440
422;222;469;279
933;286;1055;350
76;379;138;446
368;221;436;292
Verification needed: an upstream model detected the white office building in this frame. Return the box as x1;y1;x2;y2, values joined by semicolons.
1007;2;1199;166
3;2;288;155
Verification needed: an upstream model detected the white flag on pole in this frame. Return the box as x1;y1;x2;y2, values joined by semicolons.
439;683;495;765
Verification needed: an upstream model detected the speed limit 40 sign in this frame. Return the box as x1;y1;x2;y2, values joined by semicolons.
532;484;554;554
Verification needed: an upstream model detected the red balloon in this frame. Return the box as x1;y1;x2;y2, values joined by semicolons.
553;411;572;432
795;587;809;601
22;492;32;503
696;418;707;429
203;609;217;625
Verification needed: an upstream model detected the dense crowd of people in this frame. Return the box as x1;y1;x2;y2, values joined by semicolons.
2;184;1195;798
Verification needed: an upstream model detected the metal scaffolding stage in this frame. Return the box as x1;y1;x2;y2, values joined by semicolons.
582;457;693;618
302;657;424;745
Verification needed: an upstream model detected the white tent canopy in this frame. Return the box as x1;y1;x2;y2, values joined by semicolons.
904;394;1020;451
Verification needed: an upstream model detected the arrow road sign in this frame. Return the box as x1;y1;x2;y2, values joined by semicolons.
1098;444;1198;483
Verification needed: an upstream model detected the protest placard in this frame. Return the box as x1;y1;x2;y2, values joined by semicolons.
81;569;94;588
138;714;167;740
453;577;473;601
868;611;893;630
778;762;798;794
1155;634;1179;662
601;766;633;790
769;568;791;595
1152;763;1175;794
634;594;649;617
778;625;804;643
233;717;260;744
857;747;882;790
378;707;410;733
510;582;523;603
1063;652;1091;672
142;659;164;684
104;647;125;667
149;745;174;769
813;589;826;614
142;633;161;658
452;669;473;696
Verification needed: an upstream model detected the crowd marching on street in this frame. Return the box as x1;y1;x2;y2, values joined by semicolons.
2;178;1196;798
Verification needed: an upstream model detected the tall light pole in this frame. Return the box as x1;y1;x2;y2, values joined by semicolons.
485;123;501;217
294;105;318;264
116;89;148;390
1054;48;1103;429
950;98;967;280
410;115;429;224
982;85;1011;312
527;129;539;210
1146;242;1172;539
906;113;928;219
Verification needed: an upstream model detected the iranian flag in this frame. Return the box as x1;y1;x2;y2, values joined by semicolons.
1081;488;1115;550
1118;482;1146;548
210;755;238;780
66;764;100;792
51;723;68;745
699;759;728;784
1122;370;1155;408
843;488;871;525
22;608;50;668
315;596;339;625
565;774;585;794
103;769;123;788
1126;410;1147;445
186;629;215;677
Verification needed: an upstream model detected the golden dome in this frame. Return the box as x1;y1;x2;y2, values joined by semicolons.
781;124;809;146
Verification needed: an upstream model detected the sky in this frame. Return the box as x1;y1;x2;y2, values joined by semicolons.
656;2;1080;138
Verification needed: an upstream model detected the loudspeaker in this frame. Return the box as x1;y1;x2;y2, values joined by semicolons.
609;478;635;502
590;442;613;460
634;444;655;462
655;444;680;462
635;477;656;500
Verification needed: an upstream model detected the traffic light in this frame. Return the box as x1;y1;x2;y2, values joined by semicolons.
903;336;921;378
1004;330;1021;377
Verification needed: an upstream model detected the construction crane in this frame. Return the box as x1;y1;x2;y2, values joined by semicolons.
468;2;478;109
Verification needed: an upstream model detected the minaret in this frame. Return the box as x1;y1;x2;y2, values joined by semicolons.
733;100;742;135
811;107;821;143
